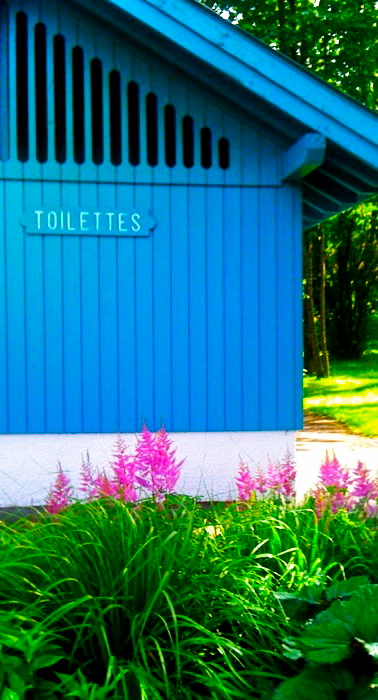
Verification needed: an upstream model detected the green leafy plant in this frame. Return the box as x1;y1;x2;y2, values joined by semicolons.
0;612;65;699
275;580;378;699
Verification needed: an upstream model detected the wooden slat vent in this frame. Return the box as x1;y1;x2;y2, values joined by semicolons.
11;10;230;169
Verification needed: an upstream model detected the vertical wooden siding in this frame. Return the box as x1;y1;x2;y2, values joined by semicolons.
0;180;302;433
0;0;303;433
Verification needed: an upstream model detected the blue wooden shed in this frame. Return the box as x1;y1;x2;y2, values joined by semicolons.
0;0;377;490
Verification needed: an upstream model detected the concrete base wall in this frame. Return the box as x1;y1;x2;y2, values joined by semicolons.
0;431;296;507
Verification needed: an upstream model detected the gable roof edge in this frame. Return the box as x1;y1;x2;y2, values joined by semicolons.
90;0;378;170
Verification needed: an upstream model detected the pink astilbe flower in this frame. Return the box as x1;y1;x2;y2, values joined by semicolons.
109;434;137;502
79;452;99;501
235;460;256;501
235;461;268;501
350;460;378;516
265;453;296;501
134;425;184;501
45;462;74;514
314;451;351;516
93;469;118;498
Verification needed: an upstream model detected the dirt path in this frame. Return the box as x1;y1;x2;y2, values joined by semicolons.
295;412;378;499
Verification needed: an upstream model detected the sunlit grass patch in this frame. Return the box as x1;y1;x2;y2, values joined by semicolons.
304;351;378;437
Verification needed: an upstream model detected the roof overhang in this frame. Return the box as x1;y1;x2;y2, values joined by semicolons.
69;0;378;229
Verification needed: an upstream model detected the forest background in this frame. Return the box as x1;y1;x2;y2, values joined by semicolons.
200;0;378;378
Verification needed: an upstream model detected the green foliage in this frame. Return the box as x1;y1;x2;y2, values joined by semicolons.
275;581;378;698
0;612;65;699
0;499;377;697
200;0;378;109
314;206;378;359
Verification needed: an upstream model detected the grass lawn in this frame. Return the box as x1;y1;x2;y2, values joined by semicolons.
304;318;378;437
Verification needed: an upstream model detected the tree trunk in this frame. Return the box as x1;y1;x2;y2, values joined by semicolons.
304;236;325;377
319;229;330;376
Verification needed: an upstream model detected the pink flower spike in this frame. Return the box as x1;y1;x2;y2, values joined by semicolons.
235;460;255;501
79;452;99;502
351;460;377;503
45;462;74;514
134;424;184;502
109;434;137;502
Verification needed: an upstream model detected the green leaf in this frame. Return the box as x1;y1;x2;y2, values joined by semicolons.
274;668;337;699
298;600;354;663
32;654;64;670
326;577;370;602
274;592;314;619
1;690;21;700
348;586;378;644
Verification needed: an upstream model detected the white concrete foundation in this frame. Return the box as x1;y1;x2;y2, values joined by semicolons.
0;431;295;507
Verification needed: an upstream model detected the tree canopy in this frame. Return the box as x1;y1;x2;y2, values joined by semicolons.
200;0;378;109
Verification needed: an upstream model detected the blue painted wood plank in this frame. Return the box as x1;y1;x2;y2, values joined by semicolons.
77;18;98;181
24;180;46;431
240;188;260;429
259;137;280;186
0;1;9;166
58;8;79;180
5;180;27;431
117;189;137;430
98;184;119;432
293;186;304;428
151;185;172;429
206;187;225;430
6;8;22;179
223;113;240;189
170;185;190;430
134;184;154;430
61;183;83;432
186;87;206;188
150;64;171;185
258;188;278;430
223;186;243;430
38;0;58;182
276;184;296;429
23;3;40;181
188;186;207;430
43;181;64;432
94;29;116;182
0;180;8;431
79;185;101;432
131;55;150;185
241;124;259;184
169;78;190;186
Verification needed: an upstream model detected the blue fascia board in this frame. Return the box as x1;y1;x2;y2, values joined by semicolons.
71;0;378;172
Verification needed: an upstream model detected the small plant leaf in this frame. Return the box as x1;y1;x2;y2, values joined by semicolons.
1;689;21;700
32;653;65;670
326;576;370;602
348;586;378;643
273;668;337;699
274;592;314;618
298;600;354;663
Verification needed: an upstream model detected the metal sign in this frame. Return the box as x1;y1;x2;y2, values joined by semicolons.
20;208;156;237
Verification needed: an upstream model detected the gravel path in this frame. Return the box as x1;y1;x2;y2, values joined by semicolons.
296;412;378;500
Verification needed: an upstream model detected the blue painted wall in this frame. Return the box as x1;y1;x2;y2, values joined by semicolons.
0;0;303;433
